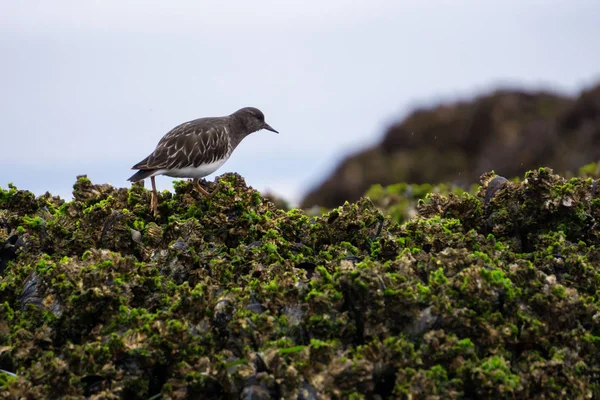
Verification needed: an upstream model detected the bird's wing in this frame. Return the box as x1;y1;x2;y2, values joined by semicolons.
133;120;231;170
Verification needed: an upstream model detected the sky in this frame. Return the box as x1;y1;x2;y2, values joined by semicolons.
1;0;599;205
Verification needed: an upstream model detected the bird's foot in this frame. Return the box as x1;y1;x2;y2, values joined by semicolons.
207;183;221;198
193;180;211;197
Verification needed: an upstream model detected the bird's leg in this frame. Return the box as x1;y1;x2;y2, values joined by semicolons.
151;176;158;215
192;178;211;197
209;182;221;197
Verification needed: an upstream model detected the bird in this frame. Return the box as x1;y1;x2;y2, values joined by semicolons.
127;107;278;214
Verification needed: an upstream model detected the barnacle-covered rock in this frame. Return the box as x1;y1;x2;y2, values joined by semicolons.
1;169;600;398
145;222;163;245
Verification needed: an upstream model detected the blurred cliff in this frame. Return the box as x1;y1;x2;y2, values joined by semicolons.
301;82;600;209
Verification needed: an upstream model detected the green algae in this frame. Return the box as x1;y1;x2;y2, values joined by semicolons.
1;169;600;398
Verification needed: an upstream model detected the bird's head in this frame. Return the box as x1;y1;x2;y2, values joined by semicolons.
232;107;278;134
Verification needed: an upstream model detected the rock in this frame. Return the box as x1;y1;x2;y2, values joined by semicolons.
0;170;599;399
0;234;19;275
301;82;600;208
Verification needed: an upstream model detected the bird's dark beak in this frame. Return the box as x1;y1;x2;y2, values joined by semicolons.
263;123;279;134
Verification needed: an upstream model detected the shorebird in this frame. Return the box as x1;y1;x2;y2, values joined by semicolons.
128;107;278;214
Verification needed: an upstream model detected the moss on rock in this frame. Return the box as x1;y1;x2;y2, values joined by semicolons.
1;170;600;398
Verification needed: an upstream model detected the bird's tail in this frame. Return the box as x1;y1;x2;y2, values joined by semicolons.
127;169;156;182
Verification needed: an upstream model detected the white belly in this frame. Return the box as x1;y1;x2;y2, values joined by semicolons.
153;157;229;179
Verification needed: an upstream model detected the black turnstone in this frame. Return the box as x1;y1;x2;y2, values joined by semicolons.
128;107;278;214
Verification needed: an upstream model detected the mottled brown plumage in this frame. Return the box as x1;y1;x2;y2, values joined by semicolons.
128;107;278;214
133;120;228;169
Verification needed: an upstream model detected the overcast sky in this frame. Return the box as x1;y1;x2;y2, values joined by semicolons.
1;0;599;204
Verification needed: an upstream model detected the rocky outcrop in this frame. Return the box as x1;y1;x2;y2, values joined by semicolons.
301;83;600;209
2;169;600;398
